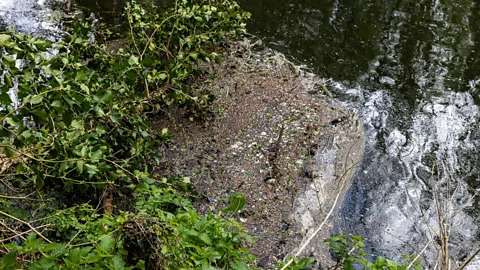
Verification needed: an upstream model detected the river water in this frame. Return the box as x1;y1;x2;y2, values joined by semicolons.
237;0;480;268
0;0;64;36
12;0;480;268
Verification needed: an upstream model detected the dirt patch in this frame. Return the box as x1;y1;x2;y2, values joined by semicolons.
153;39;364;268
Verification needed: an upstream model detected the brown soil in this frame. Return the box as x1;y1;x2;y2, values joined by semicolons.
152;40;363;268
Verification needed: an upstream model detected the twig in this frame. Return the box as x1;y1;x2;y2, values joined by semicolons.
140;14;179;59
1;221;27;241
407;238;434;269
280;158;360;270
0;191;35;200
106;160;140;182
67;230;81;245
458;246;480;270
0;210;52;243
0;224;50;244
127;15;141;57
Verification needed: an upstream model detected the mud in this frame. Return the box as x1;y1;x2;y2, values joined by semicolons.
153;39;364;268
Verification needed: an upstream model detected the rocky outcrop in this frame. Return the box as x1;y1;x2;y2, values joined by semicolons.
153;39;364;268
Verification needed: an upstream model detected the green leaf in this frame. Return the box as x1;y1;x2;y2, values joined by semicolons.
144;177;155;184
30;95;43;105
96;125;107;135
148;42;156;51
198;233;212;245
2;55;15;65
18;83;30;94
75;67;89;81
98;235;114;253
134;260;145;270
83;253;104;264
71;120;83;130
51;100;63;108
100;91;115;104
31;108;48;122
35;175;44;190
85;164;99;175
89;150;103;160
157;72;167;80
0;92;12;105
80;146;88;157
64;248;82;267
0;250;17;270
66;130;82;142
4;146;16;158
5;117;17;127
59;162;69;174
62;96;76;107
230;260;249;270
21;130;31;139
80;83;89;94
4;74;13;88
42;65;51;75
222;194;246;213
191;53;199;61
29;258;57;270
0;34;12;45
109;255;126;270
176;212;191;223
94;106;105;117
77;161;84;174
128;55;139;66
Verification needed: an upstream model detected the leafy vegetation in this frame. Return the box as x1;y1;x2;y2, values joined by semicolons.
324;234;422;270
0;0;423;269
1;183;254;269
0;0;253;269
276;235;422;270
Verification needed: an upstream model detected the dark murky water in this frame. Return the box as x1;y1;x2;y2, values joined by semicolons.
239;1;480;267
16;0;480;268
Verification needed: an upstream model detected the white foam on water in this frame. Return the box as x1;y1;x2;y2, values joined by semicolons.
336;75;480;268
0;0;64;36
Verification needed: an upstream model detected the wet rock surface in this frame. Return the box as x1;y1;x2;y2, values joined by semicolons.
153;40;364;268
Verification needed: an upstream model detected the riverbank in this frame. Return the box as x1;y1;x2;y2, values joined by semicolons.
153;38;365;268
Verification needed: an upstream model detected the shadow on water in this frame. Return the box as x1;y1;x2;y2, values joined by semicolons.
75;0;480;267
